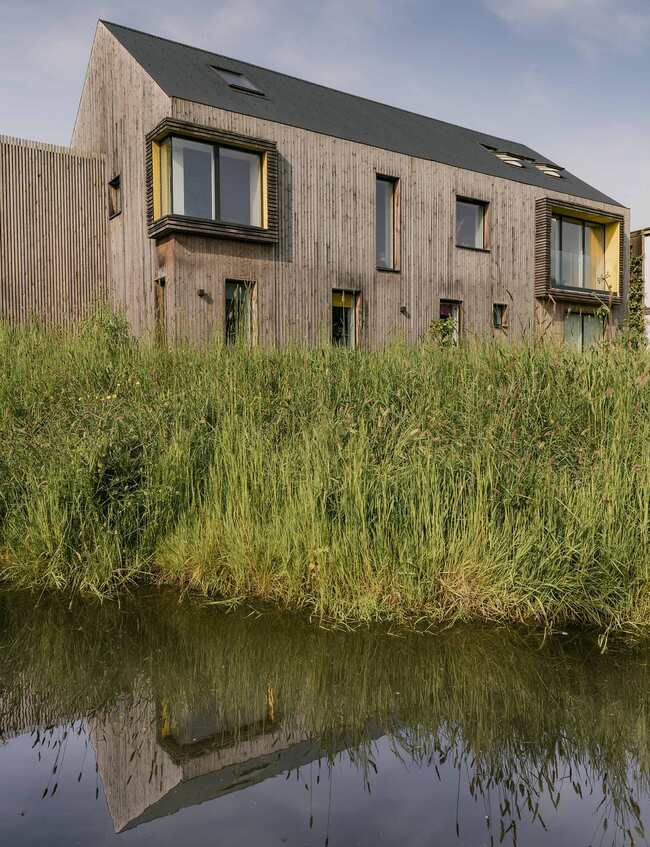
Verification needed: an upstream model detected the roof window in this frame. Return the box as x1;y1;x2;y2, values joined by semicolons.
535;163;563;178
495;151;525;168
212;66;264;96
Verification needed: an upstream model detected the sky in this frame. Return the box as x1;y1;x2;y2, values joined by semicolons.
1;0;648;228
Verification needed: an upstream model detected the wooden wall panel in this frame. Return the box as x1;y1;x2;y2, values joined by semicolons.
71;22;171;337
0;135;107;326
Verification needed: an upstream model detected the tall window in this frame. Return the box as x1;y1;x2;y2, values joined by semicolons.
332;290;358;348
551;214;606;291
456;199;486;249
376;177;396;269
225;280;254;344
161;136;262;227
564;312;604;352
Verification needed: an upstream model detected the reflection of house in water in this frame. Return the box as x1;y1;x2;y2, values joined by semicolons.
91;689;374;833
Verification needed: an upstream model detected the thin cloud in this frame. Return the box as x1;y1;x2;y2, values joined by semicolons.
485;0;650;55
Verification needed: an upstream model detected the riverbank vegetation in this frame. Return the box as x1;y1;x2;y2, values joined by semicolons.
0;314;648;635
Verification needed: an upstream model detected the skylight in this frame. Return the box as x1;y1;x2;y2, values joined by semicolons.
495;151;525;168
212;66;264;96
535;163;563;178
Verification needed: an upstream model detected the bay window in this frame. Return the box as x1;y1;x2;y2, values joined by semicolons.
551;214;607;291
157;135;262;227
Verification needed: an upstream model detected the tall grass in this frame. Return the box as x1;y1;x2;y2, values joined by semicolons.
0;313;648;633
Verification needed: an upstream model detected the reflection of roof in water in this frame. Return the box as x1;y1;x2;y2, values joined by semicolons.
122;736;333;831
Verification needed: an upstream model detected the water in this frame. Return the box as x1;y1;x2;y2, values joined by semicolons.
1;591;649;846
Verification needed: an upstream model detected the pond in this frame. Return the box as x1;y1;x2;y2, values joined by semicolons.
1;590;649;846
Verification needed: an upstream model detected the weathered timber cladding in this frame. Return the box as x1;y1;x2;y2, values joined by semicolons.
0;136;107;326
163;97;629;348
71;23;171;336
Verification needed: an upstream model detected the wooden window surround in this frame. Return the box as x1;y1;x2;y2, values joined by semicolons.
376;174;400;272
108;174;121;219
146;118;279;245
535;197;624;306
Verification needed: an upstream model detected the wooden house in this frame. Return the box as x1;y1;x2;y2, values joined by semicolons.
2;20;630;350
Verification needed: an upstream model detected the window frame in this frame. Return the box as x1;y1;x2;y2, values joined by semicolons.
439;299;462;346
375;175;400;272
492;303;509;330
564;310;605;353
455;197;489;252
108;174;122;219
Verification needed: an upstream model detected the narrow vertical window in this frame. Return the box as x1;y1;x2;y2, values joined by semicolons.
225;280;254;345
439;300;461;345
108;175;121;219
493;303;508;330
171;137;214;219
332;290;358;348
219;147;262;226
376;177;396;269
551;215;561;286
456;199;486;249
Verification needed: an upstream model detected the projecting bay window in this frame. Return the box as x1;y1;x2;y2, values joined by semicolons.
161;136;261;226
148;119;278;244
551;214;608;291
376;176;399;270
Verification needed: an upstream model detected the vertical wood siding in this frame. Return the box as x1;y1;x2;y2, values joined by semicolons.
0;136;107;326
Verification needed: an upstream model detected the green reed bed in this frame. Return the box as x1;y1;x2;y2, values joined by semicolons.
0;313;648;633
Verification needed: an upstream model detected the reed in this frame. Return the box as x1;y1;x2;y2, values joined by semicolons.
1;312;648;634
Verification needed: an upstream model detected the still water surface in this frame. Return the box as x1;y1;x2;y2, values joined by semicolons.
1;591;649;846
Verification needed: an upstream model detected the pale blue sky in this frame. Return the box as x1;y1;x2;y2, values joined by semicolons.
1;0;648;227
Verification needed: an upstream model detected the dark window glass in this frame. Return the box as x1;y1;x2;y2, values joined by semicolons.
225;281;253;344
332;291;356;347
564;312;604;352
456;200;485;249
219;148;261;227
376;178;395;268
493;303;508;329
552;214;607;291
171;138;214;219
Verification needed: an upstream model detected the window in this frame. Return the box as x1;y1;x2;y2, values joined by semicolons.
535;163;562;178
225;280;255;345
108;175;121;218
211;66;264;96
332;290;358;348
564;312;604;352
551;214;607;291
496;151;525;168
153;277;166;346
219;147;262;227
493;303;508;330
376;177;397;269
440;300;461;345
456;199;486;250
158;135;263;227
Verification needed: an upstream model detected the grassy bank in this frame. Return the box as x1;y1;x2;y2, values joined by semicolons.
0;314;648;633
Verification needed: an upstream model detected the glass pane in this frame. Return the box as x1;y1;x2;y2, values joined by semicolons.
564;314;582;351
376;179;394;268
332;295;355;347
439;301;460;345
456;201;484;249
219;148;261;227
582;314;604;350
584;223;606;290
551;216;561;286
225;282;252;345
561;219;583;288
214;67;262;93
172;138;214;219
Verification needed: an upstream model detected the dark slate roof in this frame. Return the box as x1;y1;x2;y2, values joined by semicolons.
102;21;623;207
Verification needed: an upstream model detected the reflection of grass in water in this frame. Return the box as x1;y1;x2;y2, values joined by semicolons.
0;313;649;634
1;592;650;842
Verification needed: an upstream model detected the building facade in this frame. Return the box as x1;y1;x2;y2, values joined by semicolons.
2;21;630;350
